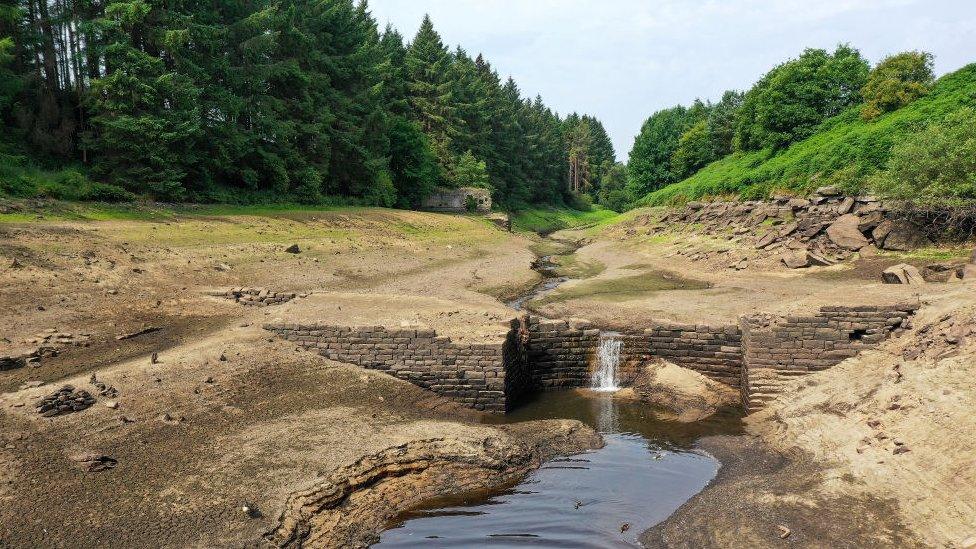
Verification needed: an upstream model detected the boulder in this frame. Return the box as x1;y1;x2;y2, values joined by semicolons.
879;220;931;251
872;220;894;246
284;244;301;254
857;210;885;233
0;355;26;371
782;249;810;269
631;361;740;422
787;198;811;210
755;231;777;249
814;185;842;197
826;214;869;250
882;263;925;285
836;196;856;215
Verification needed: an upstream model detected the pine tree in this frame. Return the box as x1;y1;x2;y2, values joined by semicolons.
85;0;203;199
404;14;455;173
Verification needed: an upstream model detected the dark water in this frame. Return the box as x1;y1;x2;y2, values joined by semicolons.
375;391;743;548
507;254;566;311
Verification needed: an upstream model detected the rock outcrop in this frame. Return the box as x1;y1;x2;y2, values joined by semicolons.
634;191;934;269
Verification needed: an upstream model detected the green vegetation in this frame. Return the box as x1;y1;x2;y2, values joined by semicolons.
861;51;935;121
550;255;606;279
511;207;618;234
0;2;614;211
637;63;976;206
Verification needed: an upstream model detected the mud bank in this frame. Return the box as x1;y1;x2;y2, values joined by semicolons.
641;435;922;548
268;420;601;548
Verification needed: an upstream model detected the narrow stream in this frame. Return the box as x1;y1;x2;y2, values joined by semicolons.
375;236;743;547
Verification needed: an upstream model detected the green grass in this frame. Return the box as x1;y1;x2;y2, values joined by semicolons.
640;63;976;206
0;200;364;223
534;270;711;305
511;206;619;234
550;254;606;279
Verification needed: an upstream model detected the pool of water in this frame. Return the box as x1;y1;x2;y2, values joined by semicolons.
375;390;743;547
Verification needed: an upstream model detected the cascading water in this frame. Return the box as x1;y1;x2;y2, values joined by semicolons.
592;333;623;392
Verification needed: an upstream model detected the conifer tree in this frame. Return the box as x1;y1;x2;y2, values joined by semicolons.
405;14;455;172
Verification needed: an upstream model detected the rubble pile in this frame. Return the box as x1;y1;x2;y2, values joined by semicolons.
902;312;976;361
35;385;96;417
210;287;304;307
635;187;957;272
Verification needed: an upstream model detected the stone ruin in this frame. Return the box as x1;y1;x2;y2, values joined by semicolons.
421;187;492;214
210;288;303;307
264;303;917;414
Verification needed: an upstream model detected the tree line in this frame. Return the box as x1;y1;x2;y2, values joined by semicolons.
0;1;618;209
625;45;937;204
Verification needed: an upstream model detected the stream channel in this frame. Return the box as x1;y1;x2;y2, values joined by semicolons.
375;236;743;547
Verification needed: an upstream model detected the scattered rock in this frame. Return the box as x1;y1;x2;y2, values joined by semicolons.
882;264;925;285
285;244;301;254
814;185;841;196
778;525;792;539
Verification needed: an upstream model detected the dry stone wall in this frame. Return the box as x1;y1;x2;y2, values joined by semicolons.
740;304;917;412
212;288;301;307
644;323;743;388
264;321;522;412
263;304;914;414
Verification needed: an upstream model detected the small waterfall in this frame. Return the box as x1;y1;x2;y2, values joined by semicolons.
592;333;623;392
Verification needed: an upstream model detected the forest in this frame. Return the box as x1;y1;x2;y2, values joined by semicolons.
0;0;619;209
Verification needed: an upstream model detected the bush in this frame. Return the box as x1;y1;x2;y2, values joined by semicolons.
81;182;136;202
861;51;935;120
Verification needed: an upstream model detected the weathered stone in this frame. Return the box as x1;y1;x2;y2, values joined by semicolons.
878;220;931;251
826;214;869;250
755;232;777;249
814;185;842;196
857;210;885;232
882;264;925;285
836;197;856;215
782;249;810;269
872;220;894;246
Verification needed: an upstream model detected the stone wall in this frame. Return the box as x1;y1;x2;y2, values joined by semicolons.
264;304;915;414
644;322;744;388
740;304;917;412
421;187;492;213
524;318;600;390
263;321;523;412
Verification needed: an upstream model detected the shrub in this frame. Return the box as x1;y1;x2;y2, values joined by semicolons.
81;182;136;202
861;51;935;120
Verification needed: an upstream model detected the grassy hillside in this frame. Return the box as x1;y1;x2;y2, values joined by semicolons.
640;63;976;206
511;206;619;234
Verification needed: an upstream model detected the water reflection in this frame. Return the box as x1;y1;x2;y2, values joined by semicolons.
375;391;743;547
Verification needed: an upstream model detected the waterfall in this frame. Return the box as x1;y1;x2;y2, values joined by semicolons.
592;333;622;392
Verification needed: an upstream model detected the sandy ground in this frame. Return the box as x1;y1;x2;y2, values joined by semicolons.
4;203;975;548
0;207;598;548
530;218;957;328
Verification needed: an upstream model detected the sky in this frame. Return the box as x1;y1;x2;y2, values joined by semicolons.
368;0;976;161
